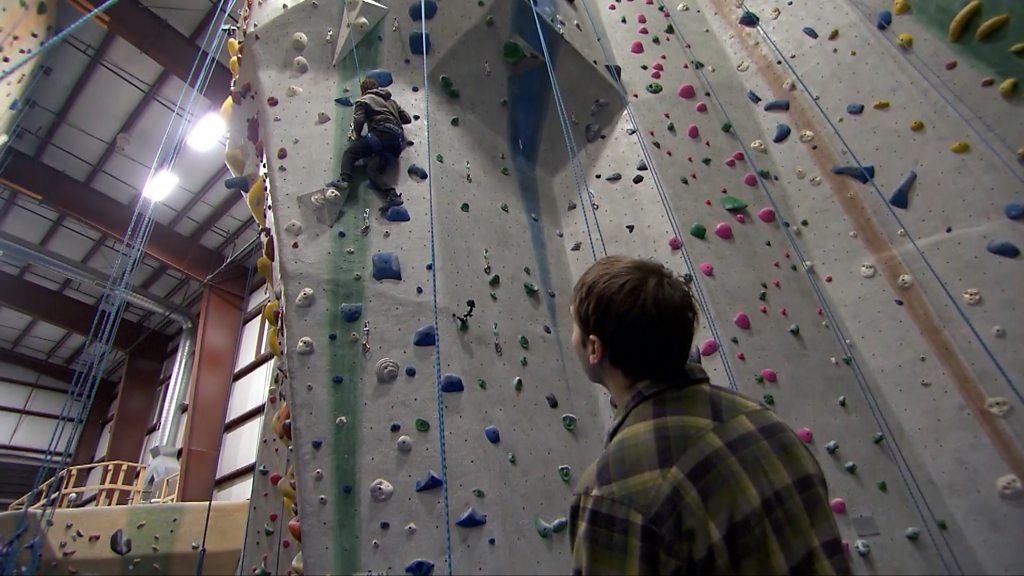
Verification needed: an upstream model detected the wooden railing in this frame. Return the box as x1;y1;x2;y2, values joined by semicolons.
6;461;179;511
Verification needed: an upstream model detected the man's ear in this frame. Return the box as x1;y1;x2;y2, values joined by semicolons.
587;334;603;365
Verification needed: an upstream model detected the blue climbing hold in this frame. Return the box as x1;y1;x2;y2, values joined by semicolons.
311;439;323;450
413;325;436;346
410;31;431;55
408;0;437;21
440;374;464;393
455;507;487;528
385;206;411;222
832;165;875;184
764;99;790;112
987;240;1020;258
339;303;363;323
605;64;623;81
405;366;416;377
773;123;792;143
390;422;401;432
738;11;760;27
415;470;443;492
747;90;762;104
551;517;568;532
888;170;917;209
877;10;893;30
405;559;435;576
847;103;865;115
335;96;354;107
372;253;402;281
224;175;250;191
408;164;429;181
365;69;393;88
1005;202;1024;220
484;426;500;444
803;27;819;39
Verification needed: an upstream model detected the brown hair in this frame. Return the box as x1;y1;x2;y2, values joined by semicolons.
360;77;379;95
572;256;698;381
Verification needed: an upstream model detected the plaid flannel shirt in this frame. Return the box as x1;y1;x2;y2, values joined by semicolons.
570;364;850;575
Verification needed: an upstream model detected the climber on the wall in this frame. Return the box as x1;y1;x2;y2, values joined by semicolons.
568;256;851;575
327;77;412;211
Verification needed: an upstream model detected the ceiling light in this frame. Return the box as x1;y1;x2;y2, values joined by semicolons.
143;169;179;202
186;112;226;152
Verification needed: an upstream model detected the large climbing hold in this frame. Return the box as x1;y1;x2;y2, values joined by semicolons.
832;165;876;184
773;123;792;143
976;14;1010;41
409;0;437;21
739;11;760;28
365;69;394;88
455;507;487;528
415;470;444;492
440;374;465;393
877;10;893;30
948;0;981;42
764;99;790;112
847;103;865;115
1005;202;1024;220
888;170;917;209
385;206;412;222
372;253;403;281
987;240;1020;258
405;559;435;576
999;78;1018;98
410;31;431;55
413;325;437;347
678;83;696;99
630;40;645;54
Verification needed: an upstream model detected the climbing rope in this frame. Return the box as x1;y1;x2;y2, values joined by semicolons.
577;1;741;393
417;2;453;574
657;5;961;571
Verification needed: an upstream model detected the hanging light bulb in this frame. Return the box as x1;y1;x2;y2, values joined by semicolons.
186;111;226;152
143;169;179;202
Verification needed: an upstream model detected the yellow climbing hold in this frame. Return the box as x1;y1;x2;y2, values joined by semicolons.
218;95;233;123
257;255;273;286
1017;145;1024;162
910;120;925;131
227;37;240;58
999;77;1019;98
1011;43;1024;55
873;99;891;110
229;56;240;77
894;0;910;15
948;0;981;42
247;177;266;226
828;29;839;41
267;328;282;357
976;14;1010;41
225;147;246;176
950;141;970;154
263;298;280;327
897;33;913;49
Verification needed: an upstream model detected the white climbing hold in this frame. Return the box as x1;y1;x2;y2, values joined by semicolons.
336;416;348;427
810;176;822;186
677;3;689;12
795;167;806;179
285;220;303;236
316;112;331;124
355;16;370;30
996;474;1022;500
314;468;324;480
769;7;781;19
292;32;308;51
405;523;417;534
376;358;400;383
325;188;344;205
369;479;395;502
783;79;796;91
736;60;750;72
296;337;315;355
859;263;876;278
751;139;767;153
985;397;1011;417
325;28;334;43
961;288;981;305
897;274;914;288
293;56;309;74
295;287;315;307
799;130;815;143
319;495;327;504
396;435;412;452
286;85;303;97
992;325;1005;338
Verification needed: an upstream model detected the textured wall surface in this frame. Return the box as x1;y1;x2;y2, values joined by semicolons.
230;0;1023;574
0;0;57;146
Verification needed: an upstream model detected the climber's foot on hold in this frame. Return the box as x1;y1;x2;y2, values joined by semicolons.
327;178;350;191
385;189;404;207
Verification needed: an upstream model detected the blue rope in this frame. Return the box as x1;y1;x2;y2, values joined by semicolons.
0;0;121;83
418;3;452;574
526;4;606;261
661;5;960;571
577;1;741;392
739;1;1019;406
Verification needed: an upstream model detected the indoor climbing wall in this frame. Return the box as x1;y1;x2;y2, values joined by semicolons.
223;0;1023;574
0;0;56;148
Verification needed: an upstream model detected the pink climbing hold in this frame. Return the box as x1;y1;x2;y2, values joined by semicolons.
761;368;778;383
714;222;733;239
757;207;777;223
733;312;751;329
725;158;737;168
759;305;768;314
639;27;649;34
687;123;700;139
830;498;847;515
630;40;644;54
608;3;616;10
653;62;664;71
677;83;696;99
668;236;683;250
736;352;746;360
796;427;814;443
699;339;719;356
699;262;714;276
732;151;745;161
735;214;746;223
743;173;758;187
651;70;661;79
638;14;647;24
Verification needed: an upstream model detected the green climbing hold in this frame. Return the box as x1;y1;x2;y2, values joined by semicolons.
873;432;885;444
842;356;853;366
519;335;529;349
667;122;675;132
652;36;661;45
652;141;661;149
439;75;460;98
682;273;693;283
877;480;888;492
436;154;444;163
500;202;509;212
561;413;578;431
523;266;531;275
415;418;430;432
534;516;553;538
721;122;733;133
264;523;275;536
451;117;460;126
680;176;689;185
460;202;470;212
721;195;748;211
757;169;771;179
844;461;858;473
485;15;495;27
701;157;712;166
692;60;704;70
646;82;664;94
512;376;524;392
558;465;572;482
763;393;775;405
473;488;485;497
503;41;526;64
758;290;768;301
501;167;510;176
477;378;487;389
520;356;528;367
754;374;765;384
937;520;948;530
488;274;500;287
665;24;675;34
508;452;517;465
489;292;497;301
788;324;800;335
36;1;48;15
689;223;707;239
524;282;539;296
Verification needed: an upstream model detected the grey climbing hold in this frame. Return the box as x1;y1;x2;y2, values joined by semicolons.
832;165;875;183
888;170;917;209
110;529;132;556
637;159;648;171
366;69;393;87
224;175;250;191
372;253;402;281
585;123;601;143
739;11;760;27
847;103;865;115
764;99;790;112
747;90;762;104
484;426;500;444
773;123;791;143
987;240;1020;258
803;27;819;39
455;507;487;528
408;0;437;21
339;303;362;323
632;174;644;184
415;470;443;492
605;172;622;182
405;559;435;576
410;32;431;55
440;374;464;393
413;325;437;346
385;206;411;222
408;164;429;181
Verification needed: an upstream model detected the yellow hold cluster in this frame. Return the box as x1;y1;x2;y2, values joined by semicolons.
976;14;1010;41
893;0;910;15
948;1;982;42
